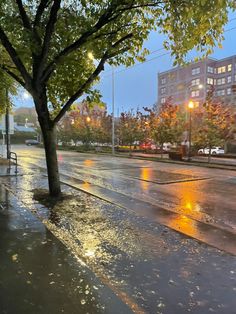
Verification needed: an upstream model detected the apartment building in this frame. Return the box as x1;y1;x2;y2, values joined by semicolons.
157;55;236;109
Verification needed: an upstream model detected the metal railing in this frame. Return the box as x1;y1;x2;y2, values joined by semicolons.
8;152;18;174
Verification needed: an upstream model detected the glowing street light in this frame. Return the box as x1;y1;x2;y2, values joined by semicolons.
188;101;194;109
86;116;91;123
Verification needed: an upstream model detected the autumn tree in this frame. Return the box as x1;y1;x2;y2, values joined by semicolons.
0;1;233;196
92;113;112;146
117;110;144;154
194;88;233;162
145;100;184;157
67;100;107;146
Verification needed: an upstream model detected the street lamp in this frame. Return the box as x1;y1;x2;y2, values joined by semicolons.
111;66;115;155
185;83;203;118
187;101;194;161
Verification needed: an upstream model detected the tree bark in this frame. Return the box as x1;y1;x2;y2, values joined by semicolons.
161;143;163;159
40;119;61;197
208;147;212;163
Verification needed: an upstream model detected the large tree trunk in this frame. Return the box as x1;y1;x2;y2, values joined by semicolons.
40;119;61;197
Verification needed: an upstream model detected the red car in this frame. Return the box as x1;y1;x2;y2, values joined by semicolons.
140;142;158;150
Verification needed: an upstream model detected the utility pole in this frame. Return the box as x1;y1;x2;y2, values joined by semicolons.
112;66;115;155
5;89;10;159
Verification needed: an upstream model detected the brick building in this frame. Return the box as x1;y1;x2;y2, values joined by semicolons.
157;55;236;110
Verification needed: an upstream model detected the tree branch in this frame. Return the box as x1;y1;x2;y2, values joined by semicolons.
0;26;31;85
37;0;61;78
0;64;25;87
34;0;52;28
41;1;160;83
16;0;32;30
41;4;118;82
116;1;163;13
53;54;109;124
52;33;133;124
41;0;61;58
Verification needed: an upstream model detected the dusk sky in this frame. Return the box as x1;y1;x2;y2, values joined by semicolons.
16;12;236;115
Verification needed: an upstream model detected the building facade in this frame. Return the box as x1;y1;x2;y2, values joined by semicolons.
157;55;236;110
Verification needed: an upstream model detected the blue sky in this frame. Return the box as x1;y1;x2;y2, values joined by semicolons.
15;12;236;115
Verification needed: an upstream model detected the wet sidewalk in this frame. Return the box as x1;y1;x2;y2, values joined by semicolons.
0;181;132;314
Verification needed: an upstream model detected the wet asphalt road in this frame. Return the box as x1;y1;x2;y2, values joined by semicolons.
5;145;236;313
13;145;236;239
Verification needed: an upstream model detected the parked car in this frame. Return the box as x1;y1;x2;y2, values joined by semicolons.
139;142;158;150
162;143;172;152
198;147;225;155
25;139;39;146
139;142;152;150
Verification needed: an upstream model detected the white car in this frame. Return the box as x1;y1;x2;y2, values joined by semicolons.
198;147;225;155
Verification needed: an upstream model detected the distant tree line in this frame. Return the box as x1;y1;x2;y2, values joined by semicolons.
57;97;235;156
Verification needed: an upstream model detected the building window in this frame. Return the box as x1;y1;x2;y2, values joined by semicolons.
217;77;225;85
161;87;166;94
216;90;225;96
227;88;231;95
228;64;232;72
207;66;214;73
207;78;214;85
168;73;176;81
191;90;200;97
217;66;226;74
227;76;232;83
192;67;200;75
191;78;200;86
161;97;166;104
161;77;166;85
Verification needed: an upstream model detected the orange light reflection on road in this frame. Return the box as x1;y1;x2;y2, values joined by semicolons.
82;181;91;189
140;168;153;181
140;168;153;191
171;180;207;226
168;214;199;237
176;181;204;215
84;159;95;167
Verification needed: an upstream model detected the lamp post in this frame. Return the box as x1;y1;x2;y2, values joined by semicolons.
5;89;10;160
185;83;203;119
188;101;194;161
112;66;115;155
